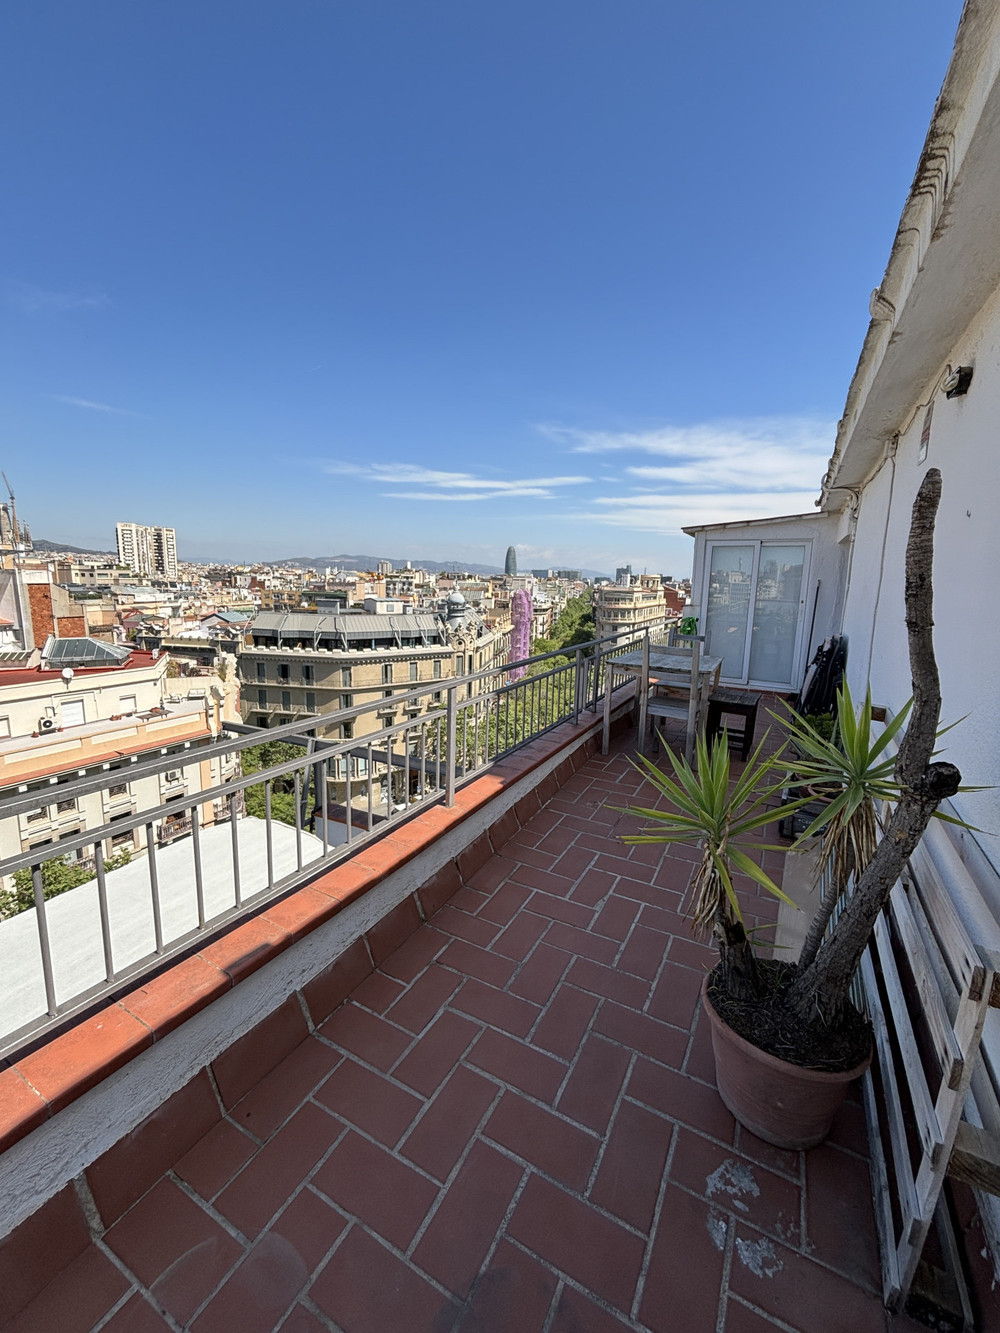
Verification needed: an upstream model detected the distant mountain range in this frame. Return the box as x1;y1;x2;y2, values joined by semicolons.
34;541;609;580
32;538;115;556
277;553;502;575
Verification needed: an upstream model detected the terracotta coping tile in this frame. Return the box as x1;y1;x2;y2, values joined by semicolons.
0;1066;50;1153
404;804;464;840
305;857;380;905
16;1005;153;1115
260;885;344;942
119;954;231;1040
198;915;294;985
350;841;416;880
458;771;508;799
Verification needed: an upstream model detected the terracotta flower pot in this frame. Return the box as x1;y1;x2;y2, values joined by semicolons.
700;976;872;1150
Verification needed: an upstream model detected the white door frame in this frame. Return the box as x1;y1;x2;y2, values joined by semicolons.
703;538;812;690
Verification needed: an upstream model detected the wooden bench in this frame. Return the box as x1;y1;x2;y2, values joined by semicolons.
857;818;1000;1325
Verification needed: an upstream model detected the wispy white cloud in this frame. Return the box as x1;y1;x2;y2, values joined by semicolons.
382;488;554;501
9;283;110;314
538;417;833;494
322;461;591;501
564;490;821;535
54;395;141;416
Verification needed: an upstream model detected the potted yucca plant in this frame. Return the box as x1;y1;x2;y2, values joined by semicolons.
621;468;969;1148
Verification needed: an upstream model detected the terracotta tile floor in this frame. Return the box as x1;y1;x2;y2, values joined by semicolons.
10;734;925;1333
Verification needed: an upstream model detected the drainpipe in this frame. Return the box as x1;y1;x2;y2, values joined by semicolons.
862;433;900;682
827;485;862;641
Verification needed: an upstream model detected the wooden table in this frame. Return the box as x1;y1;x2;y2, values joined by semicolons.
609;645;723;763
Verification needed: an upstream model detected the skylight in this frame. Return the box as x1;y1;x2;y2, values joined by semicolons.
43;638;132;667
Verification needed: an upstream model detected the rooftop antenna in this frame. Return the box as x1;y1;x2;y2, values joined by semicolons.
1;472;20;546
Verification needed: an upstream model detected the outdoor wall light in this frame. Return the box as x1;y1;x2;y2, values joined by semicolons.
943;365;974;397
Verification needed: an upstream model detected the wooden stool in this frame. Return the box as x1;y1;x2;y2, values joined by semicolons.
706;689;759;761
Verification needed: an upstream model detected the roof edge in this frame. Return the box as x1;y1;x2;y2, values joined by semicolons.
821;0;1000;505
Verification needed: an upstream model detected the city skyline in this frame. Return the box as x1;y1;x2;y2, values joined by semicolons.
29;530;625;582
1;2;962;574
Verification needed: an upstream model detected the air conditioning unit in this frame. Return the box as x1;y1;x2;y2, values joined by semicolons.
38;717;57;733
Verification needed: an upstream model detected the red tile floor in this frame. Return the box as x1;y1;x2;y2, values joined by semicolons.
8;736;927;1333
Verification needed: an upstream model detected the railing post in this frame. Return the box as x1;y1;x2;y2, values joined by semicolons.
191;805;206;928
146;823;164;952
602;652;613;754
636;632;651;757
32;863;58;1017
293;769;304;869
445;684;458;807
313;759;326;848
574;646;583;724
94;842;115;983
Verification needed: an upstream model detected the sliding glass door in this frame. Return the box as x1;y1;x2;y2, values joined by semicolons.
703;541;808;688
704;545;755;679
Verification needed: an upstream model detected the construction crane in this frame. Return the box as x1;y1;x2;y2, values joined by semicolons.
0;472;18;546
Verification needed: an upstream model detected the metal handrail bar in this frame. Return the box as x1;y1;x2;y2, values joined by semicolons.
0;664;602;875
0;632;643;818
0;629;648;1057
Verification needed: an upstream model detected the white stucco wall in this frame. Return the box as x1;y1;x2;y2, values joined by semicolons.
840;279;1000;880
686;511;847;692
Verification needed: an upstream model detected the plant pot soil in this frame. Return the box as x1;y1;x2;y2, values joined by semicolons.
701;974;872;1150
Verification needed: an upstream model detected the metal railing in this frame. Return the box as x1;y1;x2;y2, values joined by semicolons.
0;631;653;1057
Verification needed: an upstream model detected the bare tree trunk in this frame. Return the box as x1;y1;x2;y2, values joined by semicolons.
796;843;854;972
786;469;961;1025
714;916;762;1002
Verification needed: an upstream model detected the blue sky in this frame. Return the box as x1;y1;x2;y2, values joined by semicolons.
2;1;963;575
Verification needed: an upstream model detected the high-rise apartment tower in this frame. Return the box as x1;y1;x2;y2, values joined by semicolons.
116;522;179;579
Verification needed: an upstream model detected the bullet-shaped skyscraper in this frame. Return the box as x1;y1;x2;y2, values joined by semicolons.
504;545;517;577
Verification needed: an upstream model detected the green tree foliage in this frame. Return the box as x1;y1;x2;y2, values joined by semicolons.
2;848;133;920
447;594;595;769
531;593;595;659
455;660;578;769
241;740;314;827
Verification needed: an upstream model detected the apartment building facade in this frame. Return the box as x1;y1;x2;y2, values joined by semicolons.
238;598;510;742
115;522;179;580
0;638;240;896
593;575;671;641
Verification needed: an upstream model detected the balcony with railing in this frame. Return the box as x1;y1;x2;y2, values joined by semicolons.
0;636;988;1331
0;640;627;1058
